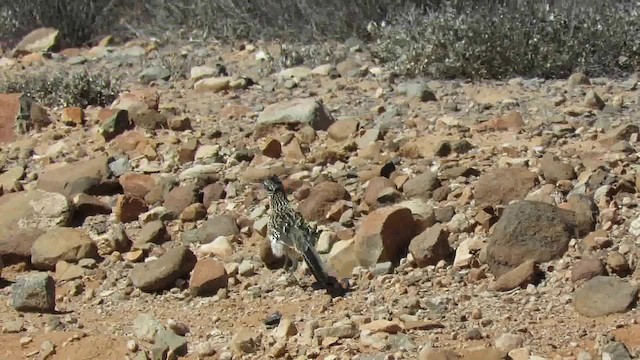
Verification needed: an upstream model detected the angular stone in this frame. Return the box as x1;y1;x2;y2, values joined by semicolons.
403;171;441;199
573;276;638;318
298;181;350;223
137;220;169;245
486;201;576;276
13;28;59;55
133;313;164;342
115;194;148;223
163;184;199;215
31;227;98;270
0;190;73;262
11;272;56;313
355;206;416;267
327;117;360;142
257;98;335;131
61;107;83;126
130;246;197;292
409;223;452;267
181;215;240;244
119;173;156;198
474;168;537;207
540;152;576;183
36;156;110;198
189;258;228;296
98;109;131;141
0;165;25;193
489;260;539;291
571;257;606;282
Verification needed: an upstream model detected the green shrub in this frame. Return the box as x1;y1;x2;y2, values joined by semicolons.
0;70;121;108
370;0;640;79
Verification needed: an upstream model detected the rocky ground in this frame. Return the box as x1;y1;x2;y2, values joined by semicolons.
0;28;639;360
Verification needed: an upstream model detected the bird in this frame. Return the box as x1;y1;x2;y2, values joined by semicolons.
262;175;341;292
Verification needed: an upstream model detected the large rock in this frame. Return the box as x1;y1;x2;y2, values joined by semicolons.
486;200;577;276
31;227;99;270
489;260;539;291
11;272;56;313
257;98;335;131
0;93;21;144
130;246;197;292
403;171;441;199
119;173;156;198
573;276;638;318
354;206;416;267
326;240;360;279
181;215;240;244
189;258;228;296
164;183;199;215
13;28;59;55
540;152;576;182
36;156;111;198
298;181;350;223
0;165;25;193
408;223;452;267
473;167;538;207
0;190;72;263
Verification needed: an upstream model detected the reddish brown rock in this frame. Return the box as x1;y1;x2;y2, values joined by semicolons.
282;139;305;160
262;138;282;158
540;152;576;183
409;223;452;267
202;182;226;207
486;201;576;276
298;181;350;223
354;206;416;267
36;155;110;198
475;110;525;132
0;93;21;144
364;177;399;207
164;184;199;215
571;257;606;282
327;117;360;142
189;258;228;296
403;171;441;199
115;194;148;223
119;173;156;198
473;167;537;207
489;260;539;291
180;203;207;222
61;107;83;126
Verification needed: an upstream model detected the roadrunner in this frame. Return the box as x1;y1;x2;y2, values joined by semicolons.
262;176;335;289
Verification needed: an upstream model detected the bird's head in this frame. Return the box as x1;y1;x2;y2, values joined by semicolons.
262;175;285;194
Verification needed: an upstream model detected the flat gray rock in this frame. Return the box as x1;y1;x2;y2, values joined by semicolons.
129;246;197;292
12;272;56;313
573;276;639;318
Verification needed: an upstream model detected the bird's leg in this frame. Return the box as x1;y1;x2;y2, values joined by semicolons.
287;257;303;286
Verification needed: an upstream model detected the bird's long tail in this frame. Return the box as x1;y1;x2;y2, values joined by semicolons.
300;242;331;286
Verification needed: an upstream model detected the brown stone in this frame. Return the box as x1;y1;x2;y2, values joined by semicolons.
61;107;83;126
354;206;416;267
298;181;350;223
489;260;539;291
115;194;148;223
474;167;537;207
409;223;452;267
571;257;606;282
164;183;199;215
119;173;156;198
189;258;228;296
262;138;282;158
327;117;360;142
